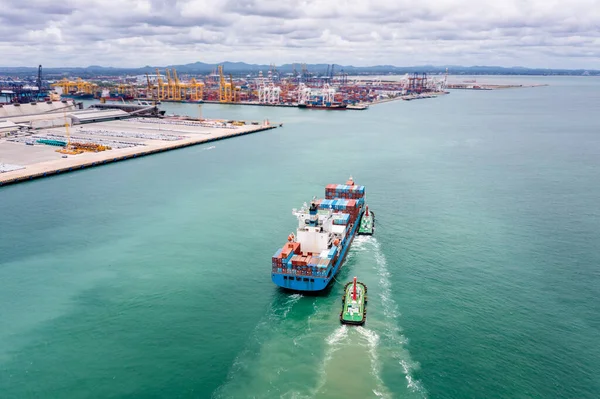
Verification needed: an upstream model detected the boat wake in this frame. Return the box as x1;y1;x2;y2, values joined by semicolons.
356;326;388;395
313;324;393;398
369;237;426;396
212;293;319;399
213;236;425;399
322;235;425;397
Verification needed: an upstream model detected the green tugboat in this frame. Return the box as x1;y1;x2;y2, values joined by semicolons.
358;205;375;235
340;277;367;325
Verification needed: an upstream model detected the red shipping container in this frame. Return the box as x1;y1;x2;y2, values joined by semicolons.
291;242;301;254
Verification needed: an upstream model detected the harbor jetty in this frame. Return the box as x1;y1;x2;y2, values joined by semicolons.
0;102;278;187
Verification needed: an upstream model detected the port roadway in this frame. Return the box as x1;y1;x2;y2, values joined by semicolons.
0;120;278;187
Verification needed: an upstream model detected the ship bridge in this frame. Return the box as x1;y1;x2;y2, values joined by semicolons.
293;201;333;254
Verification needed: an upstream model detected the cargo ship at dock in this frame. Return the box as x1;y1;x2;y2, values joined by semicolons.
271;177;367;292
60;91;94;100
298;102;347;110
99;89;135;102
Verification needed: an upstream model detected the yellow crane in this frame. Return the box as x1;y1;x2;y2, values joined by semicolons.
172;68;187;101
229;74;240;102
218;65;232;102
165;69;175;100
171;69;180;100
155;68;165;100
56;109;82;155
146;73;156;102
75;78;98;94
51;78;77;94
188;78;204;101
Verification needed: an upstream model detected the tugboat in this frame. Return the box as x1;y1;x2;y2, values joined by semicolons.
358;205;375;235
340;277;367;325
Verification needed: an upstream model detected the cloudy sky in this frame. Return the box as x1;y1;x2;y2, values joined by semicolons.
0;0;599;68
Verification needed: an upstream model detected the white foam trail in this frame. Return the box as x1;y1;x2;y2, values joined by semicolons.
352;235;371;251
369;237;425;395
306;299;321;332
326;325;349;346
400;360;421;391
310;326;349;395
281;293;302;319
356;327;392;398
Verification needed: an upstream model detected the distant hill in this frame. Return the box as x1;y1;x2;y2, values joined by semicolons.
1;62;598;78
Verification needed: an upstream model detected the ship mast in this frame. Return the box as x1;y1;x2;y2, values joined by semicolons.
352;276;357;300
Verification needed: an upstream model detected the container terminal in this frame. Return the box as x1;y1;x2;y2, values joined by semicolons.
1;64;450;109
0;100;278;187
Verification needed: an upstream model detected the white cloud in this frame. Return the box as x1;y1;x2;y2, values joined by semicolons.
0;0;598;68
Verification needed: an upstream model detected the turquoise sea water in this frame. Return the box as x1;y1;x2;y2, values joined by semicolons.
1;76;599;398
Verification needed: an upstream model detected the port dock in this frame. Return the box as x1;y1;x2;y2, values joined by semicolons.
447;83;549;90
0;114;278;187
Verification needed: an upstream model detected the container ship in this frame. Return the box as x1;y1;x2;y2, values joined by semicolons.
298;102;347;110
100;89;134;101
61;91;94;99
271;177;368;292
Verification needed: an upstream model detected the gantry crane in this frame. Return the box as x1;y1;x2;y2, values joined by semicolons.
51;78;77;94
188;78;204;101
155;68;165;99
218;65;232;102
165;69;174;100
229;74;240;102
173;68;181;100
146;73;156;102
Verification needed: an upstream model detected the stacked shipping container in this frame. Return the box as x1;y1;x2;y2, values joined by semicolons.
271;240;338;277
325;184;365;200
272;183;366;278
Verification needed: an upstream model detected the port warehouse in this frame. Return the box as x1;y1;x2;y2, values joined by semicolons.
0;101;142;135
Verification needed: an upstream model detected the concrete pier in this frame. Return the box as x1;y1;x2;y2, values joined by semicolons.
0;117;277;187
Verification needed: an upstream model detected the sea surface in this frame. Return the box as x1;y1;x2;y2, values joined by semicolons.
1;76;599;398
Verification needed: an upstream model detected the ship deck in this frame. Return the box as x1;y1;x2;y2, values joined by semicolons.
341;282;367;324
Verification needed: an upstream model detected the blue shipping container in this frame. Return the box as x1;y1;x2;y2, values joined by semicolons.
328;246;338;258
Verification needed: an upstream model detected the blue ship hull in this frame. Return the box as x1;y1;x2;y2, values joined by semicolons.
272;209;364;292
